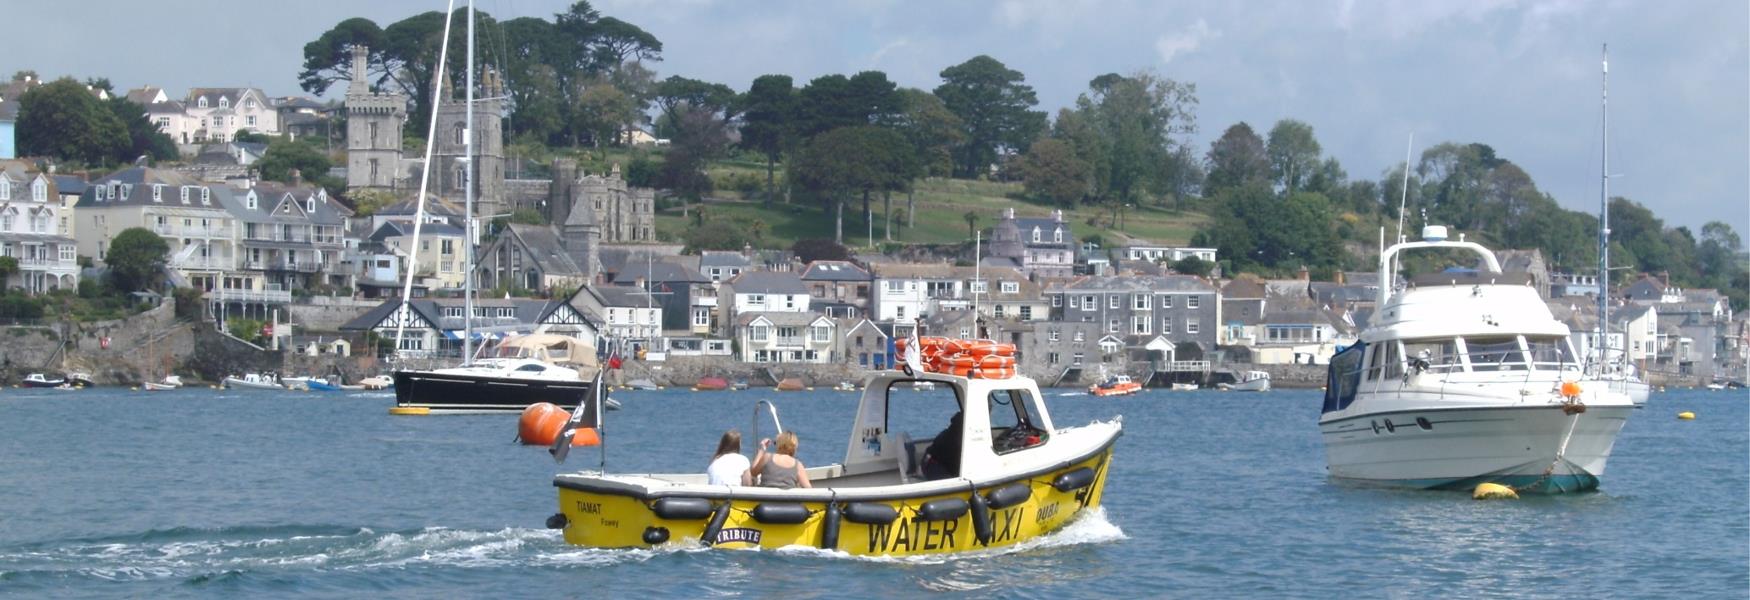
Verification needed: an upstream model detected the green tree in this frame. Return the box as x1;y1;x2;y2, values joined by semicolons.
110;97;179;164
681;220;752;252
1063;71;1198;210
0;256;18;287
1017;137;1091;207
963;211;979;239
17;78;128;165
791;239;851;263
796;71;903;138
934;55;1046;178
1266;119;1321;194
573;79;637;147
737;74;797;206
1203;122;1269;197
888;88;965;235
790;126;914;244
105;228;169;292
257;140;332;184
1171;256;1213;277
348;189;396;217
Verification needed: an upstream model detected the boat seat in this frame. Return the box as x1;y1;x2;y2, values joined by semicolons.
894;433;928;484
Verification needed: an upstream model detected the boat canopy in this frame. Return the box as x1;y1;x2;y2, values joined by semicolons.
843;371;1057;480
495;334;599;368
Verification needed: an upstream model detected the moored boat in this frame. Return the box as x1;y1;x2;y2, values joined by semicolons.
1218;371;1272;392
358;375;394;390
547;354;1123;556
625;379;658;391
695;377;730;391
66;373;95;388
1089;375;1142;397
776;377;806;391
224;373;284;390
21;373;67;388
1169;383;1199;391
1318;226;1635;493
833;381;857;392
394;334;604;414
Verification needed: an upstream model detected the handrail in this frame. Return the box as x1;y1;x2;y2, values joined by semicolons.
751;400;784;445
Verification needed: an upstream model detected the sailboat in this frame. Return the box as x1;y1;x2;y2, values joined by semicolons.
141;332;181;391
1584;45;1651;408
389;0;600;414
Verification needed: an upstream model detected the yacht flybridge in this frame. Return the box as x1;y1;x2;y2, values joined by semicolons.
1319;226;1635;493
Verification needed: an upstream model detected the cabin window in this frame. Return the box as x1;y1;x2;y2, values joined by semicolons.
1402;339;1461;373
515;363;546;372
1461;336;1528;372
988;388;1048;455
1524;336;1575;371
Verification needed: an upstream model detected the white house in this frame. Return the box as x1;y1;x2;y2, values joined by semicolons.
871;263;961;323
723;270;810;318
0;163;79;294
1121;245;1218;264
736;311;836;363
184;87;280;142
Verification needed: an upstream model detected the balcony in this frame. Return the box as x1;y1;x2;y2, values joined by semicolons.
245;259;323;273
155;225;226;238
15;256;77;270
205;288;293;304
694;296;719;307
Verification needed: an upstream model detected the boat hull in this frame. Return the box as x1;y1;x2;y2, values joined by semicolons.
393;370;596;414
1218;379;1271;392
223;378;283;390
552;444;1117;556
1319;404;1631;493
21;379;66;388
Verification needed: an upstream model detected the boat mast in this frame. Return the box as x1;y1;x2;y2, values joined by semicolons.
462;0;477;366
393;0;457;354
1597;44;1611;375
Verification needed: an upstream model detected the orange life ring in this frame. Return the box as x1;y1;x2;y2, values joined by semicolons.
961;341;1016;358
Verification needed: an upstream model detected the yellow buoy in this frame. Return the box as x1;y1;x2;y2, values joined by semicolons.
1677;411;1695;420
389;406;431;416
1473;482;1519;500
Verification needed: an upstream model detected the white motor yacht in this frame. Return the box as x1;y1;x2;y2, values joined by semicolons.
1318;226;1635;494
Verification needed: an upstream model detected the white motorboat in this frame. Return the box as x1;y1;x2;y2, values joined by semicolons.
1318;226;1635;494
625;378;659;391
358;375;394;390
1169;382;1199;391
142;375;182;391
1218;371;1272;392
21;373;68;388
224;373;284;390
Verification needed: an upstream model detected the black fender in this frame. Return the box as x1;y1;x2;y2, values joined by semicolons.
1052;467;1096;492
969;492;993;545
751;502;811;525
700;501;731;545
917;497;969;522
984;482;1031;509
820;502;842;550
642;526;670;544
842;502;900;525
652;497;714;520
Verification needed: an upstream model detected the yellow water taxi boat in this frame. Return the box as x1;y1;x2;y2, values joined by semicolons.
547;368;1123;556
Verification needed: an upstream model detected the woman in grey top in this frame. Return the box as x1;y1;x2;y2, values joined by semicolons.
750;431;812;489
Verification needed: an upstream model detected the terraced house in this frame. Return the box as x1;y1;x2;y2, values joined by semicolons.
0;162;79;294
220;179;351;291
1045;275;1221;351
74;168;242;297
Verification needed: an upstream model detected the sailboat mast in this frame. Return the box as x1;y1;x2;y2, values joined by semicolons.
1597;44;1611;374
394;0;457;354
462;0;477;366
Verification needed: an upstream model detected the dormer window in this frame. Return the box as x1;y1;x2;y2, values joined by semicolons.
199;187;209;205
245;192;257;211
31;180;45;202
0;179;9;200
219;97;230;109
95;185;108;201
245;98;256;109
120;183;132;198
180;186;190;204
152;184;163;202
1053;228;1063;243
197;97;208;108
306;198;315;213
1031;227;1040;243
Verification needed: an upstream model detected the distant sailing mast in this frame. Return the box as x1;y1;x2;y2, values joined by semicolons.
1596;44;1612;375
393;0;457;359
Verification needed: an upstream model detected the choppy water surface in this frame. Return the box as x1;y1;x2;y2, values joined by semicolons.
0;386;1744;598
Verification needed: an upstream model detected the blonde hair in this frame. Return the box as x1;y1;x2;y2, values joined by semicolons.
775;431;799;455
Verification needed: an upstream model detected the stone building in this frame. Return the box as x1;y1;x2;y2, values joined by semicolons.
546;160;654;244
431;69;506;216
989;208;1076;279
344;45;406;193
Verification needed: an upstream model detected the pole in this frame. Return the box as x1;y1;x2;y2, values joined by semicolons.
462;0;477;366
1597;44;1611;375
394;0;456;354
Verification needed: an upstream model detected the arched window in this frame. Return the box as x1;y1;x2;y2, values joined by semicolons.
453;123;465;145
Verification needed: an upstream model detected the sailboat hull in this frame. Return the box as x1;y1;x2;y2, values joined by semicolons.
393;371;597;414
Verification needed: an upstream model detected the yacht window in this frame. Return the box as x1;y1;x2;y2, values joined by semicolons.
1379;341;1403;380
988;388;1048;454
1463;336;1528;371
515;363;546;372
1525;336;1575;370
1402;339;1460;373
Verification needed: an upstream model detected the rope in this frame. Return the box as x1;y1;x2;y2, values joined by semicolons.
1512;402;1584;493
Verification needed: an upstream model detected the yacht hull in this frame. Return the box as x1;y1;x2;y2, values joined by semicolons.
1319;403;1631;493
393;370;596;414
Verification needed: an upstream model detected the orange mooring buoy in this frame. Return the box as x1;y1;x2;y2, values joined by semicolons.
518;402;598;446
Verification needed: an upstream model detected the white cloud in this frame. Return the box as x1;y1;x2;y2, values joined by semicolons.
1155;19;1219;64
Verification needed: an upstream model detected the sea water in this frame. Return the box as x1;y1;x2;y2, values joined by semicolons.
0;386;1744;598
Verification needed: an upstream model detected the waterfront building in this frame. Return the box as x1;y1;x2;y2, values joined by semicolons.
699;250;750;282
839;318;891;369
363;220;467;291
800;260;871;319
1044;275;1221;351
734;311;836;363
1119;244;1217;265
217;177;352;291
571;284;662;349
475;222;588;295
0;162;78;294
722;270;810;321
341;297;595;356
74;168;244;297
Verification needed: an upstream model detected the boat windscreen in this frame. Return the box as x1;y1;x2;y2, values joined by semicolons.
1463;336;1527;371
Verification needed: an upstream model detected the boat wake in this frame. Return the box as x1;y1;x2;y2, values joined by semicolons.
0;524;660;583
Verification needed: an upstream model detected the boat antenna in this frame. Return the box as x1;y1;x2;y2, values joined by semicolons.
462;0;477;367
1394;132;1414;246
973;229;981;336
1597;43;1611;375
393;0;457;355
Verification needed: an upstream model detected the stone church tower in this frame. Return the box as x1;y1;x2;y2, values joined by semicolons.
344;45;406;193
431;68;506;216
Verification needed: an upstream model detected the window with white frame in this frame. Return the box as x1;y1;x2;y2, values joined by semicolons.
960;327;972;338
245;193;256;210
747;293;766;306
1081;295;1094;309
1052;295;1063;307
1188;296;1201;309
58;244;74;261
970;280;987;294
152;185;164;202
1020;305;1032;320
1108;295;1120;309
0;179;11;200
1074;331;1085;342
219;97;229;109
31;180;45;202
1107;318;1119;333
179;186;190;204
1186;319;1200;334
1001;281;1018;294
1133;315;1151;334
810;325;831;343
1162;295;1174;308
1133;294;1149;310
692;308;709;327
1031;227;1040;242
247;115;257;127
750;325;769;342
885;280;905;293
444;307;463;318
201;187;210;204
896;306;906;320
1162;318;1173;334
1053;228;1063;243
1049;329;1060;342
994;304;1005;317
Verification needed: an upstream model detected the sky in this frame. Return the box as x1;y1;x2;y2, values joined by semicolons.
10;0;1747;233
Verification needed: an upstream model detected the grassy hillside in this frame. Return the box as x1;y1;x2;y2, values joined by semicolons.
656;171;1210;251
